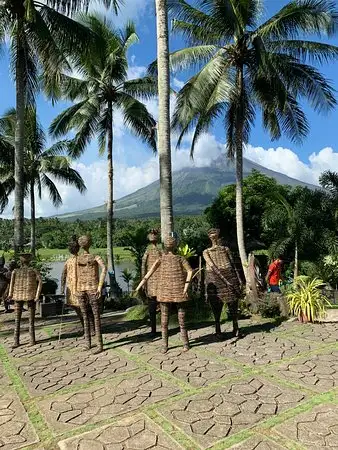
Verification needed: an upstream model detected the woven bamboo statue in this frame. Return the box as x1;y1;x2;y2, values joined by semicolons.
8;254;42;348
141;229;161;336
76;235;107;354
203;228;242;338
136;236;193;353
0;256;9;310
61;236;94;335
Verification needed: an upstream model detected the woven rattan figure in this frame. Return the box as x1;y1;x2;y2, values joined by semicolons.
136;236;193;353
0;256;9;312
61;236;94;335
8;254;42;348
203;229;242;339
141;229;162;336
76;235;107;354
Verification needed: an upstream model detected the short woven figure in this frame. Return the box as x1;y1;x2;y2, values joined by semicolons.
203;228;242;338
8;254;42;348
137;236;193;353
76;235;107;354
141;229;161;336
61;236;94;334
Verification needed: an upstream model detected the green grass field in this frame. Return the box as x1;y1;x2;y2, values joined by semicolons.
2;247;132;262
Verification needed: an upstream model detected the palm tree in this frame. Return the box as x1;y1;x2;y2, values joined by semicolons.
121;268;134;294
49;15;157;290
0;0;120;254
165;0;338;282
155;0;174;242
0;107;86;255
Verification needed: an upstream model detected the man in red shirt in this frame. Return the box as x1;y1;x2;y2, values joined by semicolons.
266;255;283;293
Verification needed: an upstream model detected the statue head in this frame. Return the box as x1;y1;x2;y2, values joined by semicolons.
68;235;80;256
8;260;17;271
164;235;177;251
0;255;5;267
19;253;32;266
78;235;92;251
208;228;220;244
148;229;159;244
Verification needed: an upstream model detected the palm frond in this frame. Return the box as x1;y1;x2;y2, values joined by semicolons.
40;173;62;207
122;77;158;100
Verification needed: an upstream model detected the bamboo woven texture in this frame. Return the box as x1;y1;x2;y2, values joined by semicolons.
142;247;162;297
10;268;40;302
76;254;106;292
157;254;192;303
203;246;240;302
63;256;79;306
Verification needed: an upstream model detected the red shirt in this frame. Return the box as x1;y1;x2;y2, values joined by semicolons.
268;260;282;285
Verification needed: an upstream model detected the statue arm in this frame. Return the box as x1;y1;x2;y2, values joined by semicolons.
135;258;160;292
61;262;67;295
203;250;230;286
141;251;148;278
35;270;43;301
8;270;16;298
182;258;193;295
95;256;107;292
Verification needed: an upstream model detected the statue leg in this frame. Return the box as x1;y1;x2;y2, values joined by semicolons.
228;299;240;337
160;303;169;353
78;293;91;350
13;301;23;348
88;307;95;336
209;295;223;338
178;305;189;351
89;293;103;354
148;297;157;336
28;300;36;346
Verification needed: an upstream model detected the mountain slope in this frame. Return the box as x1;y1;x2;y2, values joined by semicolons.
57;157;318;221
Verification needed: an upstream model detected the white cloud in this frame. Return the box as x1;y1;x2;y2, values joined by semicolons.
244;144;338;185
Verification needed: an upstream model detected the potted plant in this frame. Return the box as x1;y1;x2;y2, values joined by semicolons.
287;276;331;323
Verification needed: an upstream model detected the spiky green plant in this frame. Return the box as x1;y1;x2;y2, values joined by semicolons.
177;243;197;258
287;275;331;322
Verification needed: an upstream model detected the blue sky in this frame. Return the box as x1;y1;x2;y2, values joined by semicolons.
1;0;338;217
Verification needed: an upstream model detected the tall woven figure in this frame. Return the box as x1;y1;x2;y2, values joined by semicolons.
61;236;94;334
9;254;42;348
76;235;107;354
141;229;161;336
136;236;193;353
203;229;242;339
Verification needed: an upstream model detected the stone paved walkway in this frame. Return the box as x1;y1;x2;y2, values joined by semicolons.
0;311;337;449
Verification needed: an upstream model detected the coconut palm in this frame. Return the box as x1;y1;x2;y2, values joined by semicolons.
0;107;86;255
0;0;120;254
49;15;157;289
155;0;174;242
165;0;338;281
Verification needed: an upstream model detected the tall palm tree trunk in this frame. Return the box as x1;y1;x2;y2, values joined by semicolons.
106;101;117;294
235;66;248;282
155;0;174;242
30;180;36;257
14;17;26;255
294;241;299;278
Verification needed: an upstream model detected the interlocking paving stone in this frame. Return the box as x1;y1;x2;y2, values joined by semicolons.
39;373;182;432
0;389;39;449
228;434;286;449
270;349;338;392
273;403;338;449
16;351;138;396
287;322;338;344
202;333;320;366
57;414;183;450
6;337;85;359
159;376;307;448
141;349;240;387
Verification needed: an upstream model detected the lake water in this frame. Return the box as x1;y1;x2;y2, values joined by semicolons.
49;261;135;293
